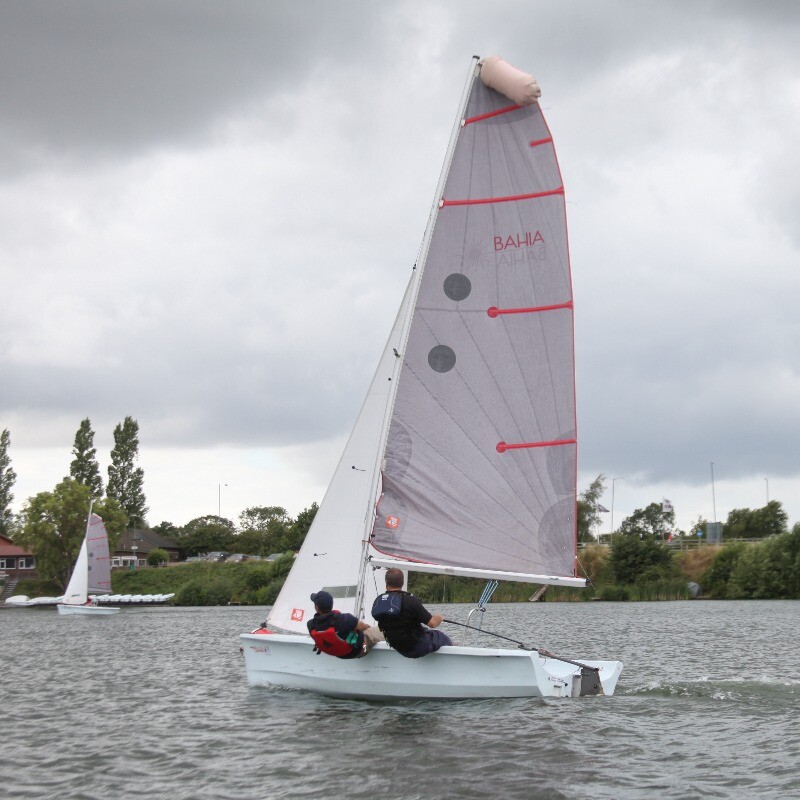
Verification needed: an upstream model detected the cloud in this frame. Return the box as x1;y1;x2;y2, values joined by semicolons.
2;1;799;530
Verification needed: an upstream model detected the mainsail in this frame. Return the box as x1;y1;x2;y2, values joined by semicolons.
370;59;579;583
86;514;113;595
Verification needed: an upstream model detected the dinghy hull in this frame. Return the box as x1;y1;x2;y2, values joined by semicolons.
57;604;121;616
240;632;622;699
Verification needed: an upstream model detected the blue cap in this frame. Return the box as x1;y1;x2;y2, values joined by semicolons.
310;590;333;610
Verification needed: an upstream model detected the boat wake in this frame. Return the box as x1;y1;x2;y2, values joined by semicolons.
626;675;800;702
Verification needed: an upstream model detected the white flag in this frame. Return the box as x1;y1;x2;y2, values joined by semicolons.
662;498;674;513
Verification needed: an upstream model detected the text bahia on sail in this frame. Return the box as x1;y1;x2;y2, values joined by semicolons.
240;56;623;698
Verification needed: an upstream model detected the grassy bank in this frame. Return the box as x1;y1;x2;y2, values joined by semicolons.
113;556;295;605
407;573;692;603
15;530;798;606
15;556;295;606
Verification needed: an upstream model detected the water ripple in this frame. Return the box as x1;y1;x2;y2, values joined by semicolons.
2;601;800;799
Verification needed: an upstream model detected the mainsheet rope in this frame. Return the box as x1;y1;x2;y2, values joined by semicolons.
441;618;600;673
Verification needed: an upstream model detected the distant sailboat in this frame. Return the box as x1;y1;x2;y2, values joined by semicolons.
240;55;623;698
57;509;120;616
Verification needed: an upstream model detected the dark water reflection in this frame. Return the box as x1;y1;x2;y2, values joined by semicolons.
1;601;798;799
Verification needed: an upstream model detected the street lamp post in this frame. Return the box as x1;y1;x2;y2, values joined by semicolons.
610;478;624;543
218;483;228;519
710;462;717;522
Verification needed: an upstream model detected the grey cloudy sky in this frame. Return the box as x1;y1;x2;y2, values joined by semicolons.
2;0;798;532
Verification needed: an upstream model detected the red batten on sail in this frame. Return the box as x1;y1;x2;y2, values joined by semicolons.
496;438;577;454
487;301;573;318
463;104;520;126
441;186;564;207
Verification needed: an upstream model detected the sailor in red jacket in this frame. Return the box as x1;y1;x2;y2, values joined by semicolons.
306;590;384;658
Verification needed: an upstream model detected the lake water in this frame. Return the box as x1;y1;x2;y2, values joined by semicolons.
1;600;798;799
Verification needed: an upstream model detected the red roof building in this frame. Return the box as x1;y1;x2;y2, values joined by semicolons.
0;534;37;597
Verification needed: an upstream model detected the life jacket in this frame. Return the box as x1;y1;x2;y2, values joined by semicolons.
308;611;360;658
372;591;404;619
371;591;421;651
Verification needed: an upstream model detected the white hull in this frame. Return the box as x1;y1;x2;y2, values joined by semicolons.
4;595;62;607
240;632;622;699
5;594;172;607
57;604;121;616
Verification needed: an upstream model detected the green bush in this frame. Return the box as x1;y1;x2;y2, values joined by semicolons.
702;541;747;598
149;556;298;606
610;535;674;585
14;578;63;597
699;530;800;599
174;579;206;605
600;585;631;601
204;579;232;606
172;577;231;606
147;548;169;566
630;579;690;601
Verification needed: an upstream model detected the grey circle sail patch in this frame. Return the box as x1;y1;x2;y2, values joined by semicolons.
428;345;456;373
443;273;471;301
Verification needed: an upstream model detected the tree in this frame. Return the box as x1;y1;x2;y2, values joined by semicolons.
175;515;236;557
0;428;16;537
237;506;291;556
723;501;788;540
688;515;709;539
702;529;800;599
577;474;605;542
617;502;676;540
610;534;675;585
285;502;318;551
754;501;788;538
68;418;104;497
15;478;126;590
152;521;179;539
107;416;148;526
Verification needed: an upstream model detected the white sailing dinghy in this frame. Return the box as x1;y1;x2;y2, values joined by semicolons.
240;55;623;699
57;510;120;616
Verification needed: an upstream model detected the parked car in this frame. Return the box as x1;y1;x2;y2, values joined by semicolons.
226;554;250;563
205;552;229;562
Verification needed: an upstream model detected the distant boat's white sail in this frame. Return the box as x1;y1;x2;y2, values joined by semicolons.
370;60;580;584
61;538;89;605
